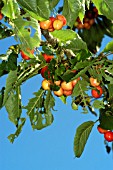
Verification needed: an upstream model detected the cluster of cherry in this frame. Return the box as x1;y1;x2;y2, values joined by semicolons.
39;14;67;32
40;53;80;97
74;6;98;30
90;77;103;98
97;126;113;142
20;50;103;99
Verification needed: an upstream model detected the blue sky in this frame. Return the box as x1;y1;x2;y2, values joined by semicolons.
0;1;113;169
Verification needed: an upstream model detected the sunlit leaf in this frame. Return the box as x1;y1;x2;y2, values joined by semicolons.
62;0;83;27
17;0;50;19
49;0;60;10
13;16;41;50
103;40;113;52
2;0;20;19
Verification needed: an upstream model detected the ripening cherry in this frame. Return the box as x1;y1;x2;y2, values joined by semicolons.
90;77;100;87
42;79;51;90
91;86;103;98
83;22;90;29
54;80;61;86
0;12;3;20
48;27;55;32
63;90;72;96
20;48;34;60
53;87;64;97
49;16;56;29
72;77;80;87
42;53;54;63
61;81;73;91
97;126;108;134
56;14;67;26
104;131;113;142
39;20;52;30
89;19;95;26
40;66;50;78
53;19;64;30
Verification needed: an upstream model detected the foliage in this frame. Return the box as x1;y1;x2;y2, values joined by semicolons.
0;0;113;157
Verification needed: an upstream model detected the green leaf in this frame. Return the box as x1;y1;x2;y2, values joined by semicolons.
5;86;22;125
92;0;113;20
103;40;113;52
49;0;60;10
62;0;83;27
2;0;20;19
17;0;50;19
3;70;18;105
59;95;67;104
44;91;55;113
64;35;87;52
93;100;105;109
99;108;113;130
51;30;78;43
7;53;17;71
51;30;87;51
13;16;41;50
25;89;44;116
71;101;78;110
74;121;95;158
72;79;89;97
107;84;113;99
7;118;26;143
85;0;91;9
32;111;54;130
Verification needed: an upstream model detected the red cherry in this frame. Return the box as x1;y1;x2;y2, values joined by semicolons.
63;90;72;96
104;131;113;142
97;126;108;134
40;66;50;78
20;49;34;60
0;12;3;20
49;17;56;27
91;86;103;98
42;53;54;63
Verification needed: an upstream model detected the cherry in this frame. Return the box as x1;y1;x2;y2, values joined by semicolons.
72;77;80;87
61;81;73;91
91;86;103;98
97;126;108;134
0;12;3;20
39;20;52;30
42;79;51;90
63;90;72;96
40;66;50;78
53;19;63;30
20;49;34;60
56;14;67;26
42;53;54;63
90;77;100;87
54;87;63;97
104;131;113;142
